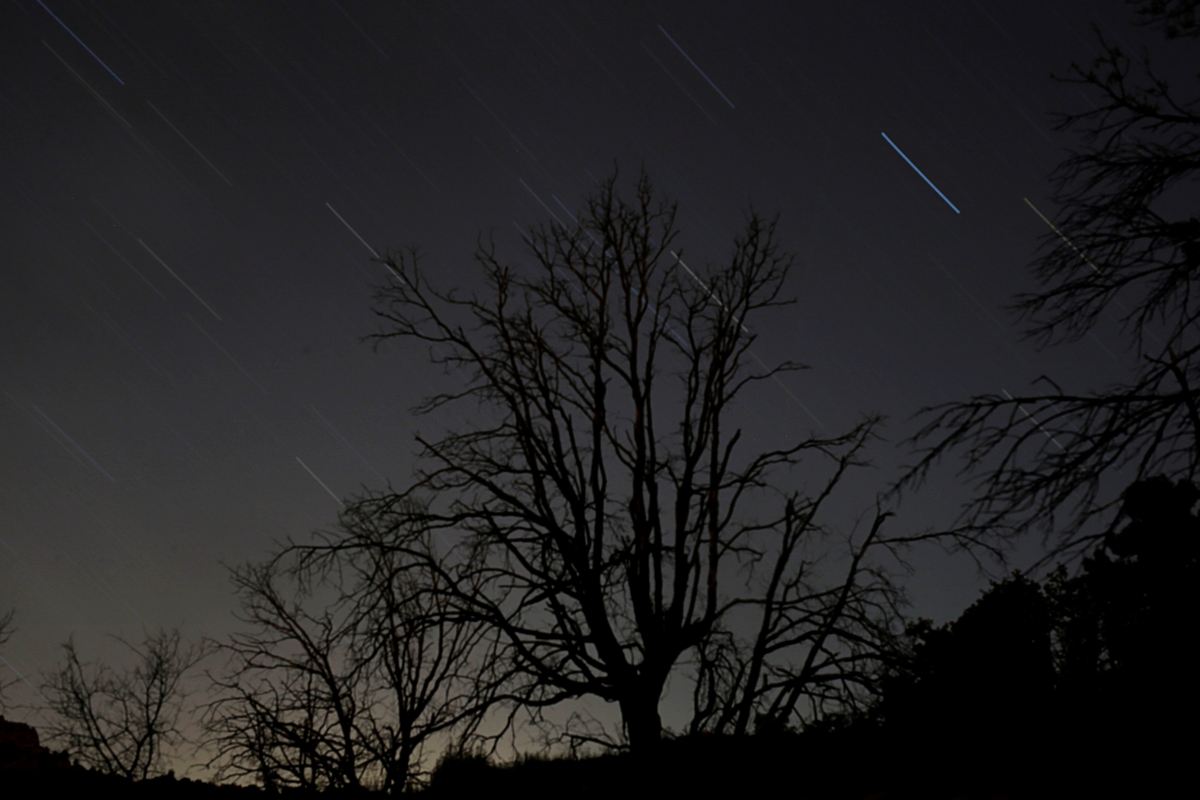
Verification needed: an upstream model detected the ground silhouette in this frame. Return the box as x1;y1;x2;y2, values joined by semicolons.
3;479;1189;798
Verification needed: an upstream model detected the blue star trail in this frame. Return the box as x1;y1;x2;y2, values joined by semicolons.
881;132;961;214
37;0;125;85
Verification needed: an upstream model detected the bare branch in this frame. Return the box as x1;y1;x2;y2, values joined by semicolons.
40;627;206;781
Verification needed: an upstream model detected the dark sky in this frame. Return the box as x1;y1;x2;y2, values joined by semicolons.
0;0;1176;742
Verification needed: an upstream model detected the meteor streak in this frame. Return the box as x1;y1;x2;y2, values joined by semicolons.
1002;389;1064;450
41;41;130;128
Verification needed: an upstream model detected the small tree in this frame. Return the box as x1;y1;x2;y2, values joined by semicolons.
204;507;503;793
40;626;205;781
202;559;365;792
0;608;16;708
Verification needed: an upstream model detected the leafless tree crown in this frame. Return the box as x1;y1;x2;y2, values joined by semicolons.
40;627;204;781
298;168;908;750
203;509;504;792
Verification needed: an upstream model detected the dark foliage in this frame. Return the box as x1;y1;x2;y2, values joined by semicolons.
413;489;1195;798
887;4;1197;787
1045;474;1200;735
879;573;1055;752
1;714;255;796
869;476;1197;793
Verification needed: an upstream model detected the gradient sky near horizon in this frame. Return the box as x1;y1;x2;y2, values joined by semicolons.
1;0;1187;745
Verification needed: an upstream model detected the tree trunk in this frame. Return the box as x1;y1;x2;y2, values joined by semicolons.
620;689;664;751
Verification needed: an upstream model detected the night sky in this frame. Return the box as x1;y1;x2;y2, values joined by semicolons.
0;0;1176;745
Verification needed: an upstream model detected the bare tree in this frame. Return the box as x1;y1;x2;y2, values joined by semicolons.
333;502;510;788
202;559;365;792
203;506;503;793
900;1;1200;561
40;626;205;781
319;167;905;751
0;608;17;708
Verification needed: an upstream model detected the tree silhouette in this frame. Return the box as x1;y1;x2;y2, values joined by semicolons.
204;509;504;793
880;573;1055;747
1046;475;1200;734
0;608;16;708
865;474;1199;791
294;168;907;751
202;559;371;793
40;626;205;781
901;0;1200;559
